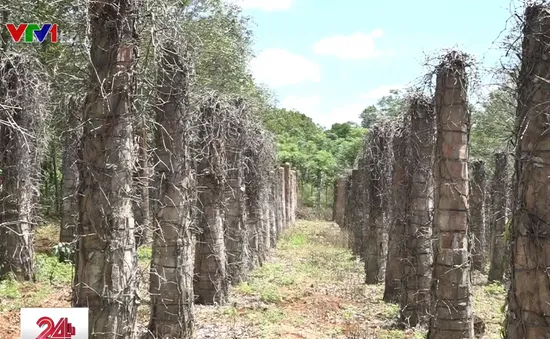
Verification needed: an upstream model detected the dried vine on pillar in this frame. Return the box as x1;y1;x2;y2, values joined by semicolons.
384;119;410;303
0;53;50;282
428;50;474;339
401;93;435;327
364;123;393;284
506;5;550;337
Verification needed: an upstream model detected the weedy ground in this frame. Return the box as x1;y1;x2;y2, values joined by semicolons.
0;220;505;338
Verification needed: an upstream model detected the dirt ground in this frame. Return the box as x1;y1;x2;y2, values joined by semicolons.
0;220;505;339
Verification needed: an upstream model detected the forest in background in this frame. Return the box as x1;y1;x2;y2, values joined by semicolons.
6;0;515;221
260;83;514;217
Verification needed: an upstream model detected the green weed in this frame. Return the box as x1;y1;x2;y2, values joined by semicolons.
51;242;75;263
484;282;505;296
286;234;308;248
236;282;254;295
35;253;73;284
223;306;238;317
378;303;400;321
0;274;20;299
260;287;282;303
137;246;152;261
263;309;284;323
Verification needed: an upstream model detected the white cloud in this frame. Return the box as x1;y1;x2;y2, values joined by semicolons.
228;0;292;11
280;95;320;114
360;84;404;102
250;49;321;87
319;84;405;128
312;29;386;60
323;103;365;127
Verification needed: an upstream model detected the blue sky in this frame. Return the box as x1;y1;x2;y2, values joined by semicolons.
232;0;519;128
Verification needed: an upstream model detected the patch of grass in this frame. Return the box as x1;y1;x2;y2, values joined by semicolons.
296;259;322;278
0;253;73;312
274;275;295;286
277;222;361;287
137;304;151;325
342;328;425;339
263;309;284;323
34;221;60;253
235;262;301;303
279;222;315;247
35;253;73;284
329;327;343;336
473;280;506;338
284;233;308;248
255;263;297;286
260;288;282;303
25;284;54;306
285;243;360;286
289;313;306;326
236;282;254;295
223;306;238;317
377;329;416;339
228;307;285;328
0;275;20;300
484;282;505;296
341;306;359;321
191;221;505;339
0;277;57;311
35;221;59;242
235;280;282;304
378;303;400;321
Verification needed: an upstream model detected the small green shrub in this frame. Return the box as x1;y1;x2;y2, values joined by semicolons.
275;275;295;286
0;273;20;299
260;288;282;303
484;282;505;296
288;234;308;248
236;282;254;295
35;254;73;284
137;246;152;261
378;304;399;320
223;306;238;317
263;309;284;323
51;242;75;264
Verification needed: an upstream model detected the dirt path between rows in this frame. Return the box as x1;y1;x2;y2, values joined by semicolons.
192;220;504;339
191;221;420;339
0;220;504;339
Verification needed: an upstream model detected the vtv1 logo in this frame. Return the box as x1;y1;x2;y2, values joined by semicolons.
5;23;58;43
21;308;88;339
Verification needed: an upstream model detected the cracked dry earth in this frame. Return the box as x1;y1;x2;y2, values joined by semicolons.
0;220;505;339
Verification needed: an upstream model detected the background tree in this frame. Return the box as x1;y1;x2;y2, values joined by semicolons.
263;108;365;214
470;86;515;167
360;89;406;129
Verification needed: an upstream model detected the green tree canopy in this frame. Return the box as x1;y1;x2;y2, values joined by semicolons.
359;89;407;129
470;86;515;168
263;108;365;188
